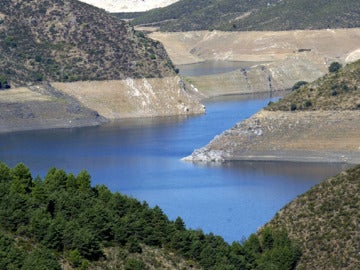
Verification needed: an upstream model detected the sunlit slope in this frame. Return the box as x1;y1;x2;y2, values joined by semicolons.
131;0;360;32
266;164;360;269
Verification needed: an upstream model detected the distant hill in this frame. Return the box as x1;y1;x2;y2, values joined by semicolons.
0;0;175;87
266;59;360;111
266;164;360;269
129;0;360;32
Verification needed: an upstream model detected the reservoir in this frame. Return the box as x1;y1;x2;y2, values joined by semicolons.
0;94;346;243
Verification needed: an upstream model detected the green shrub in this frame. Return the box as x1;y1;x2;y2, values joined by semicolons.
328;62;342;73
290;104;297;111
305;100;312;108
124;258;148;270
21;247;61;270
68;249;83;268
0;75;10;89
292;81;308;91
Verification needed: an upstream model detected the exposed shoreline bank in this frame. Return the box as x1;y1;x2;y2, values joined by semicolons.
183;110;360;165
150;29;360;98
0;77;205;134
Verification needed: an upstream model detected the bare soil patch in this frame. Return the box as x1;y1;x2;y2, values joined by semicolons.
52;77;204;119
0;87;52;103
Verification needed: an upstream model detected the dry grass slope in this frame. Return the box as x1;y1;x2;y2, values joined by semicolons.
266;164;360;270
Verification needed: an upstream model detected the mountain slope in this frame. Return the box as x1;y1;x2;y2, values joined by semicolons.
0;0;175;87
265;164;360;269
266;60;360;111
184;60;360;164
130;0;360;32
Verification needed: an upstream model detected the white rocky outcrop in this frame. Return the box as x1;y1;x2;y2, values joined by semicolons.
78;0;180;12
182;149;225;163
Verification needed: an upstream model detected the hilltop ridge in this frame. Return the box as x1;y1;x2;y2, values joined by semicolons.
130;0;360;32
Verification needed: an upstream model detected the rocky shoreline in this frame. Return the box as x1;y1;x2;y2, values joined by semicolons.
183;110;360;165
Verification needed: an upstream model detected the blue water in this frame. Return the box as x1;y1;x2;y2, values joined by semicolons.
0;95;345;242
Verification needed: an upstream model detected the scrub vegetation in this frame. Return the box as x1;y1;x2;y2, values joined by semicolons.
266;59;360;111
266;164;360;269
0;0;176;87
0;162;301;269
128;0;360;32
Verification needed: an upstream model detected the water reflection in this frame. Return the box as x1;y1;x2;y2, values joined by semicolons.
222;161;349;180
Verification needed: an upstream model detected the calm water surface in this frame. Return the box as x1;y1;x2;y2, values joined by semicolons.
0;95;346;242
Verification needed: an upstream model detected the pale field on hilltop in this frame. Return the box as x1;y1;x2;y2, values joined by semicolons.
78;0;179;12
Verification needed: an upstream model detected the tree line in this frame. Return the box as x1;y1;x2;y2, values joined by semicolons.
0;162;301;269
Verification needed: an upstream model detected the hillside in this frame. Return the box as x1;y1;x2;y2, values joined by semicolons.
266;60;360;111
265;164;360;269
184;60;360;164
0;0;175;87
0;0;205;133
149;29;360;97
130;0;360;32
